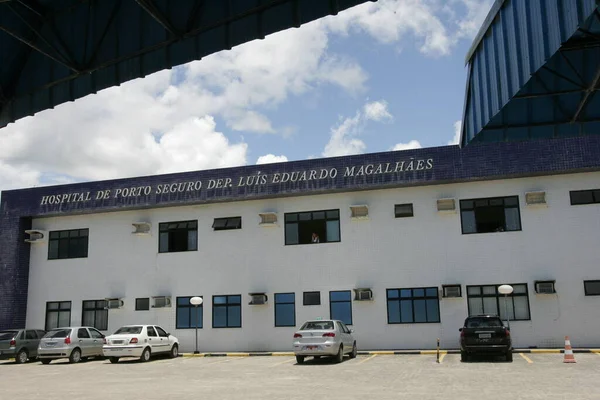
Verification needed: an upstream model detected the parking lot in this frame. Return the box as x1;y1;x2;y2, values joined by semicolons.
2;353;600;399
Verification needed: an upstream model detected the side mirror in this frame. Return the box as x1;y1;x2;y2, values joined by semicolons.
350;329;354;333
458;328;463;332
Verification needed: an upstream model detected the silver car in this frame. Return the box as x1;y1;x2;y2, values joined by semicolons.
38;327;105;364
293;320;357;364
0;329;46;363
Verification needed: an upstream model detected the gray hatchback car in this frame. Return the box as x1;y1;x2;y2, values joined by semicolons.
0;329;46;363
38;327;105;364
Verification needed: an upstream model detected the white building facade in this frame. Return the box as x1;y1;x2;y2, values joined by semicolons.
2;137;600;352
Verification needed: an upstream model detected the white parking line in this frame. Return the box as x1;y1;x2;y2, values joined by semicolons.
357;354;377;364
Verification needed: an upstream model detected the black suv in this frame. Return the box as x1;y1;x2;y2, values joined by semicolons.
459;315;512;362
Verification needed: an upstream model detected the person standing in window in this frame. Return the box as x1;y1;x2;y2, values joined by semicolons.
311;233;320;243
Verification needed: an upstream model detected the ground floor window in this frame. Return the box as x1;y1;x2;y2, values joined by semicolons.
466;284;530;320
386;288;440;323
275;293;295;327
176;296;203;329
329;291;352;325
584;280;600;296
45;301;71;330
82;300;108;330
135;298;150;311
213;295;241;328
303;291;321;305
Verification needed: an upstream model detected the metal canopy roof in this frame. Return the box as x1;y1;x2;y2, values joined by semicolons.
0;0;375;128
461;0;600;146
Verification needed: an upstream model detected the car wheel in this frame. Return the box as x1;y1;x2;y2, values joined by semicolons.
69;348;82;364
15;349;28;364
506;351;513;362
295;355;305;364
109;357;119;364
335;345;344;363
460;351;469;362
40;359;51;364
170;344;179;359
140;347;151;362
349;343;357;359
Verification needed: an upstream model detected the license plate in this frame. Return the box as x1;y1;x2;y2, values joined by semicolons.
112;340;124;345
46;342;56;347
304;346;318;350
479;333;491;339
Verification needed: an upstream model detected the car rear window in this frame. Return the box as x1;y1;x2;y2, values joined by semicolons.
300;321;334;330
44;329;71;338
114;326;142;334
0;330;19;340
465;318;503;328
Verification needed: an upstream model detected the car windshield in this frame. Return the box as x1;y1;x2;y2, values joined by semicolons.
0;330;18;340
114;326;143;334
44;329;71;338
466;318;503;328
300;321;334;330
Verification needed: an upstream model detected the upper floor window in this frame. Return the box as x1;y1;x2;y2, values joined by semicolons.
387;288;440;324
159;221;197;253
395;203;414;218
460;196;521;234
212;217;242;231
285;209;340;245
48;229;89;260
570;189;600;205
584;280;600;296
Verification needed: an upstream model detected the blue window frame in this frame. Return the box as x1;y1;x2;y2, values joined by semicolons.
176;296;203;329
212;295;241;328
387;287;440;324
275;293;296;327
329;291;352;325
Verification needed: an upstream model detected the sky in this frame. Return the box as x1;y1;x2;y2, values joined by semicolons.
0;0;494;195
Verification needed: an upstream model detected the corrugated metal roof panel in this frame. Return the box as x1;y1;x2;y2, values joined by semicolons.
461;0;600;146
0;0;376;128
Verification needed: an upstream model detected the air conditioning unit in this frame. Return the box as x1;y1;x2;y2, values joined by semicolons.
437;198;456;212
525;191;547;206
442;285;461;298
152;296;172;308
354;288;373;301
24;229;48;243
535;281;556;294
350;205;369;220
105;298;124;309
249;293;268;305
132;222;151;235
259;212;278;226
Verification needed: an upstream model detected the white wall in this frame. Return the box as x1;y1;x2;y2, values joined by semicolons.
25;172;600;351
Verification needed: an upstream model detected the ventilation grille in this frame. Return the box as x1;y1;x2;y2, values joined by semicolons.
442;285;461;298
354;288;373;301
525;191;547;206
24;230;48;243
104;298;124;309
249;293;268;305
535;281;556;294
132;222;151;235
259;212;278;226
152;296;172;308
350;205;369;219
437;198;456;212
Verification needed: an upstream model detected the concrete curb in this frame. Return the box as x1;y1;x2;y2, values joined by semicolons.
181;349;600;357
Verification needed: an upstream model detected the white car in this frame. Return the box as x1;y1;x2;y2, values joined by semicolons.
102;325;179;363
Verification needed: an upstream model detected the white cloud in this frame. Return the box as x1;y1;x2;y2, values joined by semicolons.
256;154;289;165
364;100;393;122
323;113;367;157
323;99;395;157
325;0;494;56
391;140;422;151
449;120;462;145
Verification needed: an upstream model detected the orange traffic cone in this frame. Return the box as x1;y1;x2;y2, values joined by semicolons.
563;336;576;363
